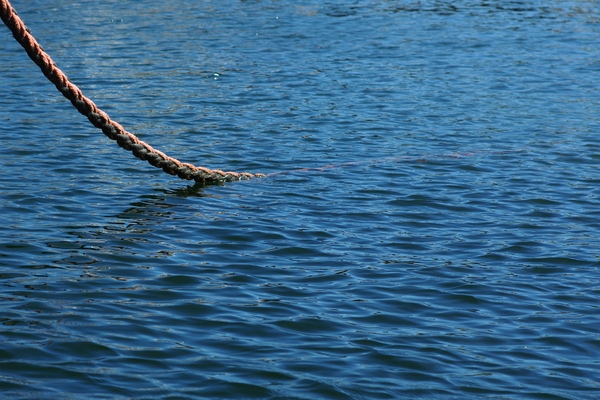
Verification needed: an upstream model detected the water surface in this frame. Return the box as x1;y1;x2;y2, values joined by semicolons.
1;0;600;398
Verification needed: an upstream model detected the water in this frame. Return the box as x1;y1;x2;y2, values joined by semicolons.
1;0;600;398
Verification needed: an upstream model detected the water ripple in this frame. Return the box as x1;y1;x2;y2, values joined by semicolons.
1;0;600;398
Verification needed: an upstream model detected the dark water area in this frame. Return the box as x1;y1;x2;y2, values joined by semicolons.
1;0;600;398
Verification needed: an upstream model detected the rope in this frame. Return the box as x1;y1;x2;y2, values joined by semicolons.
0;0;264;184
266;149;526;177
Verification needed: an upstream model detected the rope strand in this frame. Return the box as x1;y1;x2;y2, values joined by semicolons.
0;0;264;184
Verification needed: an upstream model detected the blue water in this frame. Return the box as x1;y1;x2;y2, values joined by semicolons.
1;0;600;398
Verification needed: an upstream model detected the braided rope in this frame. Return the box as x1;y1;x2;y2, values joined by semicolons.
0;0;264;184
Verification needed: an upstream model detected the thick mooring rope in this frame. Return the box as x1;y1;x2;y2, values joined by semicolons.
0;0;264;184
